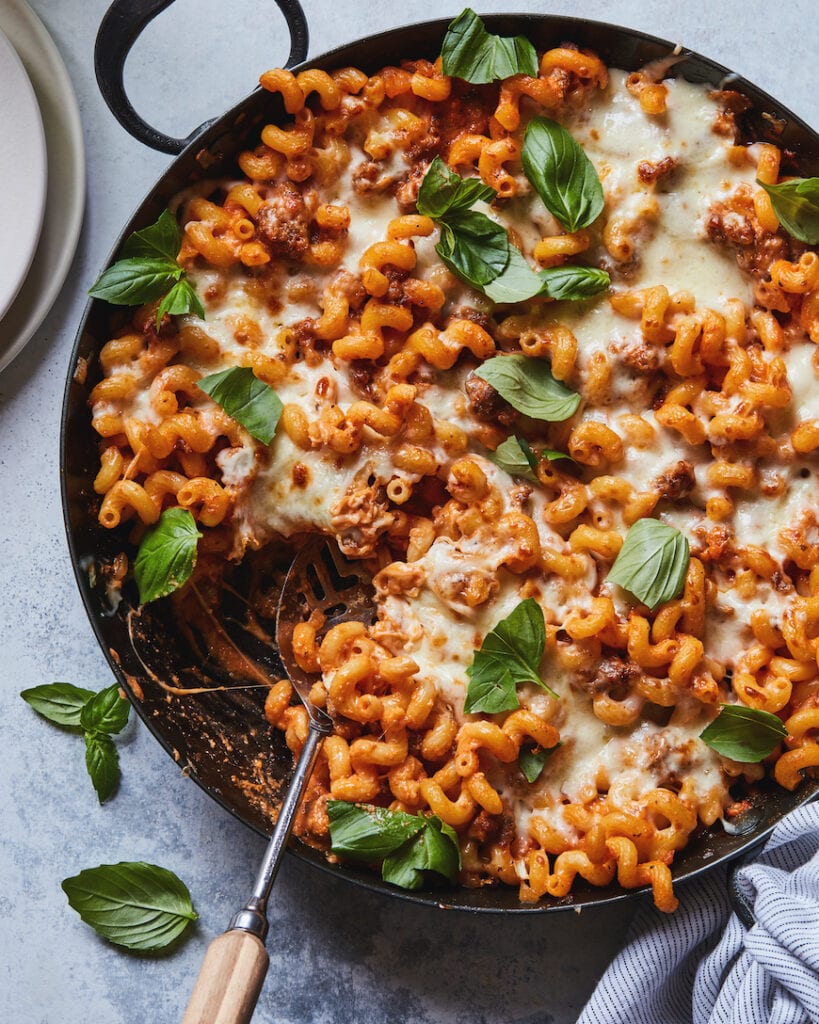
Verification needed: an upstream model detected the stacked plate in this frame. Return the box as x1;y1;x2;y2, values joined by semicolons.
0;0;84;373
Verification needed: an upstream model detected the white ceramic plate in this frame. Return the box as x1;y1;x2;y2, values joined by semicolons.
0;0;85;374
0;27;46;322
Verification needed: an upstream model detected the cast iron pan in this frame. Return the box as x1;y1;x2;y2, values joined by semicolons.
62;0;819;912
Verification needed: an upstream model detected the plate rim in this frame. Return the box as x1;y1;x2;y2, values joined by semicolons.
0;27;47;322
0;0;85;375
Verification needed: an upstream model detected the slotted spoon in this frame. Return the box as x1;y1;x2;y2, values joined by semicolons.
181;535;375;1024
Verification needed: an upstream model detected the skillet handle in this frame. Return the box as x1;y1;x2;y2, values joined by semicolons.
180;930;269;1024
94;0;309;155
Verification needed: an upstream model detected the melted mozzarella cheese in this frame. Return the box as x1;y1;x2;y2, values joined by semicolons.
95;65;819;846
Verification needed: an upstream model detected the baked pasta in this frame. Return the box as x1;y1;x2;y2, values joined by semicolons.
87;12;819;911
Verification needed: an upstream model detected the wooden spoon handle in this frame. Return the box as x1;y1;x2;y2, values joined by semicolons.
181;930;269;1024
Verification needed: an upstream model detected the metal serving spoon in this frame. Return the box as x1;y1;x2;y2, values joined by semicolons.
181;536;375;1024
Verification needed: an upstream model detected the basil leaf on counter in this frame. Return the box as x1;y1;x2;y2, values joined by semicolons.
84;733;120;803
61;862;198;951
465;598;556;713
488;435;540;483
758;177;819;244
156;278;205;328
416;155;495;219
89;211;205;328
80;683;130;736
23;682;132;803
382;816;461;890
441;8;537;84
88;258;182;306
519;742;560;783
121;209;181;262
198;366;283;445
20;683;96;728
475;354;581;421
607;518;690;611
522;116;605;232
327;801;425;859
437;210;511;289
700;705;788;763
134;508;202;605
328;804;460;891
537;265;610;301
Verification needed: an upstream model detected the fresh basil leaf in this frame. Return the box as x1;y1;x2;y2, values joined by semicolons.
700;704;788;762
134;508;202;605
327;801;425;859
156;278;205;331
382;816;461;890
198;366;283;445
121;209;182;262
543;449;573;462
484;245;545;303
80;683;130;736
484;246;611;304
474;354;581;421
441;8;538;84
522;116;605;232
88;258;183;306
465;598;556;713
61;862;198;951
20;683;96;728
417;156;495;219
518;742;560;783
488;435;540;483
758;177;819;244
463;665;521;714
607;518;690;611
84;732;120;803
436;210;510;289
537;265;610;301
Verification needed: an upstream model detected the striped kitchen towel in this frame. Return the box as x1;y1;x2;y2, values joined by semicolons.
578;802;819;1024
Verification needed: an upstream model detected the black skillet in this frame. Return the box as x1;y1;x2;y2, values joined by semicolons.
61;0;819;913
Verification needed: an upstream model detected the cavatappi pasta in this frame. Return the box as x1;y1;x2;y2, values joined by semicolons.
89;45;819;912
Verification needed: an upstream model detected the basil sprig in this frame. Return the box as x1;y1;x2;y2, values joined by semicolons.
475;354;581;421
607;519;690;611
61;862;198;951
89;210;205;330
417;159;610;304
757;177;819;244
198;366;283;445
134;507;202;605
327;802;461;890
465;598;558;713
519;742;561;783
415;155;495;217
437;212;511;288
522;116;605;232
489;437;573;483
700;705;788;762
21;682;131;802
488;435;540;483
484;248;609;304
441;8;537;84
417;158;510;291
19;682;95;727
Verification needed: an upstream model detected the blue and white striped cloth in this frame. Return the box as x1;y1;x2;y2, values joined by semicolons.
579;803;819;1024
